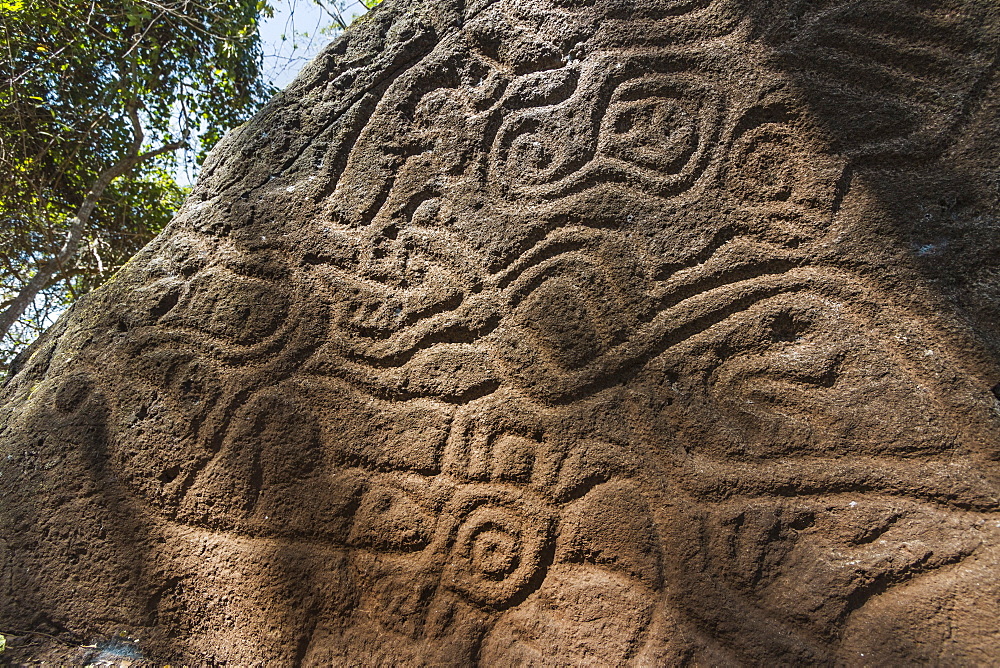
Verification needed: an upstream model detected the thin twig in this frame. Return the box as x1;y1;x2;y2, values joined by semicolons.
0;628;82;645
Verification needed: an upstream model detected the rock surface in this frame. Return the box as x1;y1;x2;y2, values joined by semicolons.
2;0;1000;663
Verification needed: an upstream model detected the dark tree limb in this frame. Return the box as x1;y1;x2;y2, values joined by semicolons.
0;102;184;342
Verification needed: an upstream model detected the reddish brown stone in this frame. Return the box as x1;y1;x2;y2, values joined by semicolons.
3;0;1000;663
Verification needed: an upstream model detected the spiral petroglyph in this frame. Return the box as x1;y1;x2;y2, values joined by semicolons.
490;61;725;201
440;487;556;607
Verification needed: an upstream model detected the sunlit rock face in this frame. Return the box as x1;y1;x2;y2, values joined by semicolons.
3;0;1000;663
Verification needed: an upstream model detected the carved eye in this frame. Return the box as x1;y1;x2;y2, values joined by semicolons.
510;133;555;172
726;120;846;229
729;127;799;203
611;97;693;144
163;270;289;346
471;525;521;578
770;0;991;160
600;77;712;175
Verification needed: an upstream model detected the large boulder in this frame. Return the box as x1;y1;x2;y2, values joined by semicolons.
2;0;1000;663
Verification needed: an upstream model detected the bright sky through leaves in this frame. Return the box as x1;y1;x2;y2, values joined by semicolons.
172;0;369;186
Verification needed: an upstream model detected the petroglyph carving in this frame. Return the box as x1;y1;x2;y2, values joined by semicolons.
2;0;1000;664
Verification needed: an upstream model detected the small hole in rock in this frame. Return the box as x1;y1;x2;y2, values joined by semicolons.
160;466;181;484
770;311;808;342
151;289;180;320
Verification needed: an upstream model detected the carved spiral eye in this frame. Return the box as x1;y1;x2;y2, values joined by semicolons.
465;517;523;578
443;489;555;608
498;115;590;188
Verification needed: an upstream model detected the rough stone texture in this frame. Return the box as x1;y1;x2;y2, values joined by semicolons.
2;0;1000;663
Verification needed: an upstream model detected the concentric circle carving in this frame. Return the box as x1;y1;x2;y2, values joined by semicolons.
442;488;556;608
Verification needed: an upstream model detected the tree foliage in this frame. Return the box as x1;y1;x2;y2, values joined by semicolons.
0;0;277;372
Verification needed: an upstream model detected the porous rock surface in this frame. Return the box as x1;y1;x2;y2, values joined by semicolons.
3;0;1000;663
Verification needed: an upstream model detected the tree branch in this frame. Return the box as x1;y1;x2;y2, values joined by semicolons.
0;102;185;345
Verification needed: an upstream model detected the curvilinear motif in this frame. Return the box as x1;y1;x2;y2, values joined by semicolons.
2;0;1000;664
